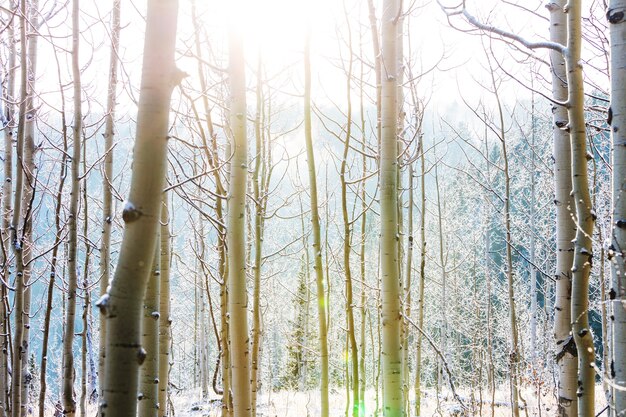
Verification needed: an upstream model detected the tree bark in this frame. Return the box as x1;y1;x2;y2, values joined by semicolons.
62;0;82;413
227;15;252;417
99;0;121;402
414;138;426;417
303;27;330;417
99;0;179;415
158;194;171;417
607;1;626;415
546;3;579;416
564;2;596;415
0;2;16;412
380;0;403;415
338;21;360;417
139;231;161;417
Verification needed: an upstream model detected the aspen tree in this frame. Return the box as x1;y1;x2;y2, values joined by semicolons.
401;162;413;417
18;1;39;413
227;8;252;416
62;0;82;413
158;195;171;417
304;27;330;417
406;73;426;417
380;0;403;415
443;1;596;413
251;52;272;416
489;57;520;417
607;0;626;414
338;12;360;416
547;2;578;415
139;231;161;417
414;139;426;417
434;162;447;396
358;44;368;415
99;0;121;400
0;2;16;412
10;0;37;414
79;144;92;417
566;3;596;413
99;0;180;415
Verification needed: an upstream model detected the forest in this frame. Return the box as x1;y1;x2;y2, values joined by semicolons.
0;0;625;416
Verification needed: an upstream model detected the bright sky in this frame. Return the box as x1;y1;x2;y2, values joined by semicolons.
28;0;607;139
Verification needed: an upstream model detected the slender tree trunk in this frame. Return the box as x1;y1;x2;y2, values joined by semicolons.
80;145;92;417
546;3;578;416
10;1;32;414
608;1;626;415
139;231;161;417
18;2;39;413
338;21;360;417
488;57;521;417
564;3;596;415
358;53;368;417
304;27;330;417
99;0;121;402
402;162;413;417
380;0;403;415
0;3;16;412
414;139;426;417
250;53;265;417
99;0;180;414
434;163;447;394
62;0;82;413
158;194;171;417
529;93;538;367
227;15;251;417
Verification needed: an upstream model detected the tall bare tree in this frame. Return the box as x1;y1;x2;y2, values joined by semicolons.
380;0;403;415
62;0;82;413
99;0;121;401
303;26;330;417
227;9;252;416
99;0;180;415
608;1;626;415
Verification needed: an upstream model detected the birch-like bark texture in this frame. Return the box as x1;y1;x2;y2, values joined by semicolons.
139;232;161;417
62;0;82;413
304;28;330;417
565;2;596;415
227;15;252;417
99;0;121;400
380;0;403;415
608;1;626;415
158;195;171;417
250;51;272;417
99;0;179;415
546;2;578;416
0;3;15;412
18;2;39;414
10;1;32;414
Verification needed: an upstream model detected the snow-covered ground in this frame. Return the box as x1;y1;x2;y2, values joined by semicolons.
170;385;610;416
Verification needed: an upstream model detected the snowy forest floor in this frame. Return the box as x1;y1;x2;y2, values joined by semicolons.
167;385;610;416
